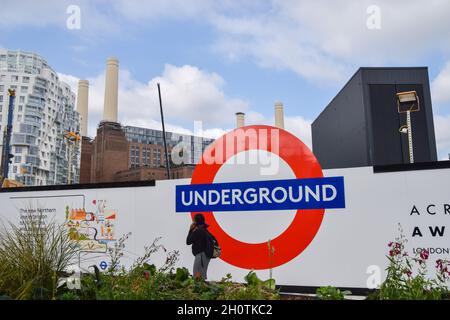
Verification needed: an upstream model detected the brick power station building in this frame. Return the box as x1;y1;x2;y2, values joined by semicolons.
77;58;213;184
79;121;213;183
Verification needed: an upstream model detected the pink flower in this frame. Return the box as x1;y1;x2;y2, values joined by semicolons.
389;248;401;257
388;242;393;247
420;250;429;260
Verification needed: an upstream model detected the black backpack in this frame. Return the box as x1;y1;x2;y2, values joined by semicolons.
205;230;221;259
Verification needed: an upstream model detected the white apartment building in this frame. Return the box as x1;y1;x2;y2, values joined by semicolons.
0;49;80;186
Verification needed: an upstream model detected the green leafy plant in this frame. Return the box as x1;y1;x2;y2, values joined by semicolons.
75;234;280;300
374;225;450;300
0;211;80;300
316;286;350;300
245;271;276;290
57;291;81;300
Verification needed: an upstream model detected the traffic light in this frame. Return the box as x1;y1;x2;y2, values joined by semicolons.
7;153;14;164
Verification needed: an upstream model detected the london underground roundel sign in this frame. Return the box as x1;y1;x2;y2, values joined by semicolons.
176;125;345;270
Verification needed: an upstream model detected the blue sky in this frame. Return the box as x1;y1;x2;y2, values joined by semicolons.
1;0;450;158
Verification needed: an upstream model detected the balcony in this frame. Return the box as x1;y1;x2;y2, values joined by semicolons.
11;133;37;146
24;108;43;119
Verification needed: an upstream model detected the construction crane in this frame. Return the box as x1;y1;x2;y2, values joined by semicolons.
63;130;81;184
0;89;17;187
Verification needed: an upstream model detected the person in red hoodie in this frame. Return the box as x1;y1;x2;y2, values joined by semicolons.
186;213;211;280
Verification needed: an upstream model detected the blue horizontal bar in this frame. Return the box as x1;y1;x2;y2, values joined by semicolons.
176;176;345;213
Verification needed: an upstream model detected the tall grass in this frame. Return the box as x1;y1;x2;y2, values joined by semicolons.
0;211;80;299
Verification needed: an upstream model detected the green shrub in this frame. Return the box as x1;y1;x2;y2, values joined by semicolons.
75;234;280;300
0;211;80;300
375;225;450;300
215;272;279;300
316;286;350;300
58;291;81;300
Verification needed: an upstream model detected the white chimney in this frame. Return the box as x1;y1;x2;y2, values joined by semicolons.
76;80;89;136
274;101;284;129
103;57;119;122
236;112;245;128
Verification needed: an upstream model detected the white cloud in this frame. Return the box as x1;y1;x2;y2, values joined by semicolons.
432;62;450;104
0;0;120;43
284;116;312;149
431;61;450;158
0;0;64;27
20;0;449;156
58;65;314;149
434;115;450;160
110;0;213;22
210;0;450;83
6;1;450;83
229;110;313;148
131;0;448;84
58;73;79;90
59;64;248;138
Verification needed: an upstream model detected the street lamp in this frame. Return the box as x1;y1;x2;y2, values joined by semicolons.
396;91;420;164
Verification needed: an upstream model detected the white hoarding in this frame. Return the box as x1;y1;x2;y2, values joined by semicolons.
0;165;448;290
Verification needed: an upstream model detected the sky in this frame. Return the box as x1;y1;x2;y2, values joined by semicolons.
1;0;450;159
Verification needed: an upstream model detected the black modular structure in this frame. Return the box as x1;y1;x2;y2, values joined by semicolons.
311;67;437;169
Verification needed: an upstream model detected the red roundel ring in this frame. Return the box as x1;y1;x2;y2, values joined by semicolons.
190;125;324;269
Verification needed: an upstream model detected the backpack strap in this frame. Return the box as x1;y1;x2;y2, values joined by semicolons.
206;229;218;245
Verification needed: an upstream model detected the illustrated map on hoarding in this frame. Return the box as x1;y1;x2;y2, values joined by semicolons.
10;195;118;253
65;199;117;252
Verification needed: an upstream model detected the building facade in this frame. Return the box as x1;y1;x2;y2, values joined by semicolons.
80;123;214;183
89;121;129;183
123;126;214;168
0;49;81;185
114;165;196;182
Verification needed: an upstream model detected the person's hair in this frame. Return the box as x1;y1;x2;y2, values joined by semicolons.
194;213;205;225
